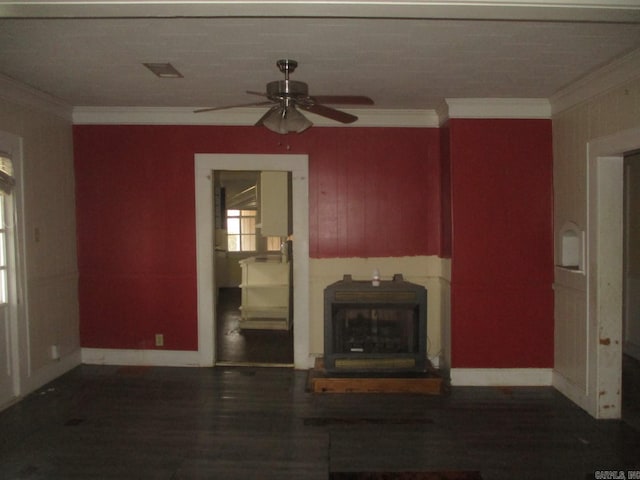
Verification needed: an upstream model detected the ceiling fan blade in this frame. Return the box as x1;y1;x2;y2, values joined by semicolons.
311;95;374;105
299;103;358;124
194;100;274;113
246;90;268;97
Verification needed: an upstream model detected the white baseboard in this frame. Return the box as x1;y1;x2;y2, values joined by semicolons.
81;348;201;367
552;370;595;417
2;350;82;412
451;368;553;386
79;351;555;388
22;349;82;397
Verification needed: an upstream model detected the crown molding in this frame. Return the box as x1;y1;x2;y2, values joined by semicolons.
73;101;556;127
352;109;440;127
0;73;72;120
72;106;440;128
1;0;639;23
435;101;451;126
438;98;552;123
550;47;640;115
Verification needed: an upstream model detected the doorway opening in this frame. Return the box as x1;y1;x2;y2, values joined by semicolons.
194;154;310;370
622;150;640;430
585;126;640;419
213;170;293;366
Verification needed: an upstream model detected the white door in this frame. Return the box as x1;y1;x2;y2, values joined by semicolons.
0;133;21;408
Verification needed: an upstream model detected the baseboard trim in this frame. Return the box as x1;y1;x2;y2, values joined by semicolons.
81;348;200;367
22;349;82;397
2;350;82;413
552;370;594;417
451;368;553;386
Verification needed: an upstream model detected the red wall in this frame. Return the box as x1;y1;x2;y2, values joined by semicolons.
74;121;554;367
309;128;442;257
73;125;441;350
448;119;554;368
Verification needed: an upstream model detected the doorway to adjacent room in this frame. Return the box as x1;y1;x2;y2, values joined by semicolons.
583;126;640;419
213;169;293;366
622;149;640;430
194;154;310;370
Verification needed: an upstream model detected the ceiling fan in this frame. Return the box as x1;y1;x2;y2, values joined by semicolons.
194;59;374;134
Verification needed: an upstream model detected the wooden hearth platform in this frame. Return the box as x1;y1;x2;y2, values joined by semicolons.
307;358;447;395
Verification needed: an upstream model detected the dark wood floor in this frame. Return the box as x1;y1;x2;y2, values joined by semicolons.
623;353;640;431
216;287;293;365
1;363;639;479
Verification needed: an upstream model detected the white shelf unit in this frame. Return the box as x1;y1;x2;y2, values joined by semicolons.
239;256;290;330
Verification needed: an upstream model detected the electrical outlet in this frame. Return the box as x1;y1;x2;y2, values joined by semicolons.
50;344;60;360
155;334;164;347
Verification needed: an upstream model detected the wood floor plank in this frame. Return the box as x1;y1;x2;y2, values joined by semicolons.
0;365;639;479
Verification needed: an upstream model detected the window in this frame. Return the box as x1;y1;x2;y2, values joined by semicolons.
227;209;256;252
0;195;7;304
226;209;284;253
0;152;14;305
266;236;282;252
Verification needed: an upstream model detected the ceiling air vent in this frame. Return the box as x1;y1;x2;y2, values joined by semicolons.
143;63;183;78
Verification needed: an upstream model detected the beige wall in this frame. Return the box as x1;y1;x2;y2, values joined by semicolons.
309;255;451;369
554;79;640;250
553;75;640;401
0;78;80;397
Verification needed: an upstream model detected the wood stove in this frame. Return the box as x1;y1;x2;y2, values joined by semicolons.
323;274;427;374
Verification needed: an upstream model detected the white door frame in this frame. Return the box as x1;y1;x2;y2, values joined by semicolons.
194;154;311;369
586;125;640;418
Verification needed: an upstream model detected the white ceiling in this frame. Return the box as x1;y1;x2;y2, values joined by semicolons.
0;1;639;113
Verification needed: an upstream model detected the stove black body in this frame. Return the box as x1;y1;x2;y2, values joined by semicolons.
323;274;427;374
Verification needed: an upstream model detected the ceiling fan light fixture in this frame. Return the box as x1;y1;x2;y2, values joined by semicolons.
262;103;312;134
195;59;373;131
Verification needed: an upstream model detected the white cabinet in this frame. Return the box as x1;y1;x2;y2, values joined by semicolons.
239;256;290;330
259;171;289;236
